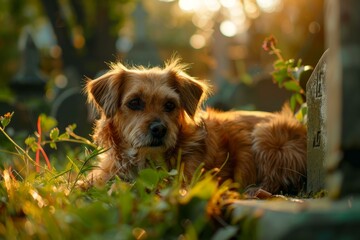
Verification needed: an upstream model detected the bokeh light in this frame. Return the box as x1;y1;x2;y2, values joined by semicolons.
178;0;198;12
192;15;213;29
244;0;260;19
54;74;68;89
174;0;284;40
189;34;206;49
204;0;221;12
220;20;237;37
309;21;321;34
219;0;238;8
256;0;283;13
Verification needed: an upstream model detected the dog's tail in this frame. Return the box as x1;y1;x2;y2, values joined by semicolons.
251;107;307;193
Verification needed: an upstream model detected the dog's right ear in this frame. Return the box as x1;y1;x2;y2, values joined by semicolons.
86;65;127;118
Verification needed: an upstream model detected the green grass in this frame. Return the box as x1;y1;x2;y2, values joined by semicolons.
0;113;250;240
0;167;232;239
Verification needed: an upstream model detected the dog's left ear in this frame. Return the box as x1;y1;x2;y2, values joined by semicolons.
170;70;209;118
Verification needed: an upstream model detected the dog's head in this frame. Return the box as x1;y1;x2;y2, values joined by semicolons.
86;58;209;152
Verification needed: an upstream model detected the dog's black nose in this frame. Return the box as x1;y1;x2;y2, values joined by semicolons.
149;121;167;139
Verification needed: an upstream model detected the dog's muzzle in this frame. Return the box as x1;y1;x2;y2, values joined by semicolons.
149;120;167;147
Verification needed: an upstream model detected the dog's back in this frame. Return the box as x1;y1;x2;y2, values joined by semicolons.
180;107;307;194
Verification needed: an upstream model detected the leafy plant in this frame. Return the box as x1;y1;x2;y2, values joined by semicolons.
0;112;258;239
263;35;312;121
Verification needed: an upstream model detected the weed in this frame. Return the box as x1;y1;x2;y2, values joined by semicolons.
263;35;312;122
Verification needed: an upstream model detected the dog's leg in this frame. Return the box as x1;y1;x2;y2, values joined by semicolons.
233;150;257;190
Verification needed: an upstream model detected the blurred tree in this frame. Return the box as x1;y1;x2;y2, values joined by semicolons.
0;0;42;101
40;0;132;85
0;0;132;99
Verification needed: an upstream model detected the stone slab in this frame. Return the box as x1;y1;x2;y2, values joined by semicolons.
306;50;328;194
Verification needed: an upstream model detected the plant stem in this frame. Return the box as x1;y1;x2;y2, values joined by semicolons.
271;44;284;61
0;127;54;174
270;44;304;94
43;139;97;148
0;127;34;162
67;131;94;146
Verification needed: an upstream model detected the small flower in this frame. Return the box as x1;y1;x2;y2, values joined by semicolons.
0;112;14;128
262;35;278;52
4;112;12;118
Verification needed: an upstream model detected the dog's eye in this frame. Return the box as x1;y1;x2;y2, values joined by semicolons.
127;98;145;111
164;101;176;112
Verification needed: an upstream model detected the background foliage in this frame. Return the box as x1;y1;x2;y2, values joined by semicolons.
0;1;322;238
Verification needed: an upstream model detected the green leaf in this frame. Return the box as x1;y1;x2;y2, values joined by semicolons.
273;59;286;69
285;59;295;67
25;136;38;152
180;177;217;204
138;168;160;190
283;80;302;93
301;105;308;116
295;104;308;123
50;128;59;140
295;93;304;105
67;156;80;173
58;132;70;140
50;142;57;149
297;59;303;67
117;189;134;222
290;94;297;112
25;136;36;146
272;69;289;86
40;114;58;133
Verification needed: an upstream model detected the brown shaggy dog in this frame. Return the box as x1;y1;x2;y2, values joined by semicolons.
83;59;307;194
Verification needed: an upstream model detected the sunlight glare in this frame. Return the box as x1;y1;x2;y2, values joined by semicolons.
29;189;46;208
244;0;260;19
192;14;213;29
3;169;11;192
179;189;187;196
236;20;251;34
229;7;246;24
220;0;238;8
205;0;221;12
179;0;198;12
133;228;147;239
256;0;282;13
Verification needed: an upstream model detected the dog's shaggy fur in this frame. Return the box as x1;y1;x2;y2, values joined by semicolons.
84;59;307;194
